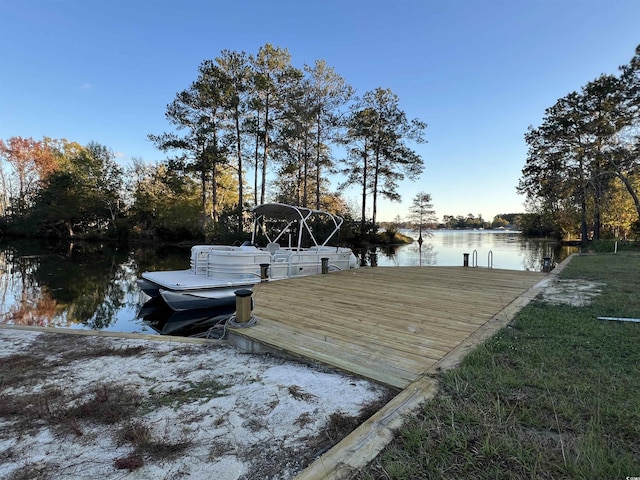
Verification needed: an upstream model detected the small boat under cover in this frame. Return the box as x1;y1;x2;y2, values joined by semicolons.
137;203;357;312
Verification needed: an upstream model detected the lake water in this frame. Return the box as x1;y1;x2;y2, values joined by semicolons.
0;232;574;335
370;229;570;271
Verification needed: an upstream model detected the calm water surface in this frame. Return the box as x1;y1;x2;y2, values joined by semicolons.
373;230;572;271
0;232;575;335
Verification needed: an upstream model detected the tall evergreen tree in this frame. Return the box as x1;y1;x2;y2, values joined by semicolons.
305;60;354;209
409;192;436;244
249;44;296;205
340;107;377;235
149;61;232;222
215;50;251;229
519;45;640;241
341;88;427;233
519;91;593;242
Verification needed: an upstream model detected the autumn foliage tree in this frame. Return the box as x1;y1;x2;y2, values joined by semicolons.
0;137;125;239
33;142;124;238
0;136;58;216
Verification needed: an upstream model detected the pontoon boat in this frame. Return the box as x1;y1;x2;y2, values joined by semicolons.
137;203;357;311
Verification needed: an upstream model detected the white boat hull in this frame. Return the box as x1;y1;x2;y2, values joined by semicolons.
159;287;247;312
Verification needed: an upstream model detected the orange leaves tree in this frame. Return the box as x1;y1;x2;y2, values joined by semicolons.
0;136;58;216
0;137;124;238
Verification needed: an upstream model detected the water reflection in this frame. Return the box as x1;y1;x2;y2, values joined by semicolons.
372;242;438;267
0;241;153;333
137;297;234;336
0;232;577;335
366;230;576;271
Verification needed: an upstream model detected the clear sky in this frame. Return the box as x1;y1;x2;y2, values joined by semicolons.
1;1;639;222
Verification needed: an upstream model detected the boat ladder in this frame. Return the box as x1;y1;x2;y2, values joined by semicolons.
471;250;493;268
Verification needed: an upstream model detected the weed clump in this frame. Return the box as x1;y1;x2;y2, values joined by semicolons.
113;452;144;471
70;384;142;425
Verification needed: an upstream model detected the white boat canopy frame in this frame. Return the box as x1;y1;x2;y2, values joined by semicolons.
250;203;345;249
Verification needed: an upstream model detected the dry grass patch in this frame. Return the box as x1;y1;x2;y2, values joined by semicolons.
69;383;142;426
144;379;229;411
0;328;394;479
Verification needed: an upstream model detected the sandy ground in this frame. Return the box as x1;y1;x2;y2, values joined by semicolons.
0;329;392;480
537;278;605;307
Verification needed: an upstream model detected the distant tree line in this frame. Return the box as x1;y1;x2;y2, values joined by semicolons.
439;213;523;230
0;44;427;244
518;44;640;243
381;207;524;233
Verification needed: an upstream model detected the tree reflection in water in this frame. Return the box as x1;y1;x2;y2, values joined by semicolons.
376;243;438;266
0;233;578;334
0;241;139;330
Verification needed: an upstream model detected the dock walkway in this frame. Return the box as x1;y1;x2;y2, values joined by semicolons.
229;266;546;389
227;265;551;479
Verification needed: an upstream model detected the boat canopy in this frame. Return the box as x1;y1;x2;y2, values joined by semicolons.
250;203;344;248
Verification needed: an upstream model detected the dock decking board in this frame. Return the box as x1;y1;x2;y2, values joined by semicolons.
225;262;559;480
230;266;546;389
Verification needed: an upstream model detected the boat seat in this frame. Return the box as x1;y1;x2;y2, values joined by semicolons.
266;242;280;254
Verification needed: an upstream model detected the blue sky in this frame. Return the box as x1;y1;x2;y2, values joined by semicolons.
1;1;639;222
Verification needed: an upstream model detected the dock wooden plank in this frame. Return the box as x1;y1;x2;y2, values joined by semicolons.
229;266;546;389
289;261;563;480
223;261;561;480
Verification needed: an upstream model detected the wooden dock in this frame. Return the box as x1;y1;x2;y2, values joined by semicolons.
229;266;547;389
227;264;554;480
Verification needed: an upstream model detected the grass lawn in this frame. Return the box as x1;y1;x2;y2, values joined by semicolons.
355;253;640;479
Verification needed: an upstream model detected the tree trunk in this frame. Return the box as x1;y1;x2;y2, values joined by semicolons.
0;167;7;216
296;154;302;205
580;193;588;246
593;183;602;241
616;170;640;220
360;148;368;236
200;169;207;219
303;133;309;207
65;220;74;238
211;130;219;222
315;114;322;210
372;149;380;233
578;156;588;246
235;106;243;232
211;163;218;223
254;113;260;206
261;95;270;205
